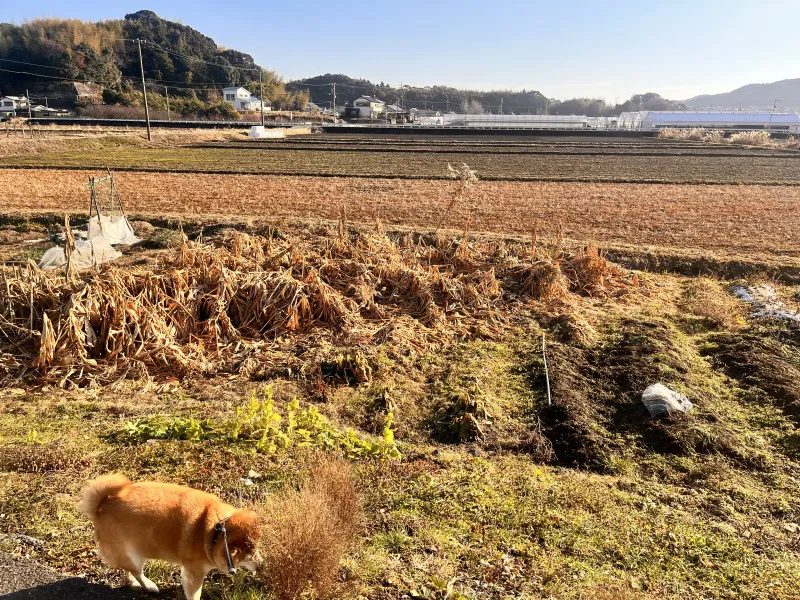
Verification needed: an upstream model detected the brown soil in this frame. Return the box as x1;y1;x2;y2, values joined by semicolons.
2;169;800;257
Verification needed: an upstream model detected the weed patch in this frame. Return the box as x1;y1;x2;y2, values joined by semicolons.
120;387;401;460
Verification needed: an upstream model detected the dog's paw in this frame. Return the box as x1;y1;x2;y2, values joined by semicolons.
141;578;160;594
128;573;160;594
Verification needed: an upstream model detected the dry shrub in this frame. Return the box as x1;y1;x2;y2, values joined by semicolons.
509;260;569;301
563;245;630;297
659;127;724;143
507;245;635;302
0;443;94;473
683;277;744;329
257;455;360;600
728;130;772;146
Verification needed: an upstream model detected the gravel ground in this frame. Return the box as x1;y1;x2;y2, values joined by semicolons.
0;552;138;599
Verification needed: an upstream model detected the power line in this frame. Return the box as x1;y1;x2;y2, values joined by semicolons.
0;66;114;85
0;58;74;73
0;65;248;97
134;40;260;72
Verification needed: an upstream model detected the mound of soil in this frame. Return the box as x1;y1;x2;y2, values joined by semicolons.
539;317;752;469
703;332;800;418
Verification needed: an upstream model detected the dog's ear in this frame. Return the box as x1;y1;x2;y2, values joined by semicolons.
227;509;262;548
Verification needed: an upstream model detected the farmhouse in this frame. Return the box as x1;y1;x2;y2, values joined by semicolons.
30;104;69;117
620;110;800;132
222;86;268;112
0;95;29;114
345;96;386;119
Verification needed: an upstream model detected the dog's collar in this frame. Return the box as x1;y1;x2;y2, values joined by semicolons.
211;517;237;575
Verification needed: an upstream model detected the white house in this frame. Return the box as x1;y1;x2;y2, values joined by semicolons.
0;96;30;115
222;86;269;112
344;96;386;119
354;96;385;115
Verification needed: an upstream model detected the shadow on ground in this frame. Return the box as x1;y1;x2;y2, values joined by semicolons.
1;578;140;599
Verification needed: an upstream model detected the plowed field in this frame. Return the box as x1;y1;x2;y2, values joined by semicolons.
2;168;799;256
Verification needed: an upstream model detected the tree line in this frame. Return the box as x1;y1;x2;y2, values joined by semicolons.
0;11;309;117
287;74;686;116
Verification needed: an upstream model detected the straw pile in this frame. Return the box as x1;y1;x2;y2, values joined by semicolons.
0;227;636;386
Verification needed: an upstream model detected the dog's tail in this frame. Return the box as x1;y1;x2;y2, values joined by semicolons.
79;473;131;520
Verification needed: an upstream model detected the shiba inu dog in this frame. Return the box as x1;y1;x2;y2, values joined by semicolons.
80;474;261;600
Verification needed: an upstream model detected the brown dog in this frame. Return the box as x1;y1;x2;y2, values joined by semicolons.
80;474;261;600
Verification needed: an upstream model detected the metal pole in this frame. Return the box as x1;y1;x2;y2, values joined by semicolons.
542;332;552;406
26;89;32;119
769;99;779;132
331;83;339;125
259;68;265;127
165;86;170;121
137;39;152;141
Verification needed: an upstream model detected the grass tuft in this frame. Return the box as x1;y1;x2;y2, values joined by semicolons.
256;455;360;600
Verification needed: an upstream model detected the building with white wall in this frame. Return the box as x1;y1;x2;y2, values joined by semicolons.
619;110;800;132
222;86;268;112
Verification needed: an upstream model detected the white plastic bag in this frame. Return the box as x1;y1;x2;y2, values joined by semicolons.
642;383;693;417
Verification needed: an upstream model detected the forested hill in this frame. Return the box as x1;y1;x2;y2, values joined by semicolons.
287;74;686;116
0;11;302;106
286;74;551;114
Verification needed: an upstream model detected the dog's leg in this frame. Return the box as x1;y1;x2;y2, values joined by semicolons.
125;555;160;594
180;565;207;600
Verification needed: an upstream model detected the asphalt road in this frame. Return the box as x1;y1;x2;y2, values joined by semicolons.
0;552;138;599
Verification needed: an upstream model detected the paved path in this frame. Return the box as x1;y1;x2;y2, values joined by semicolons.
0;552;138;599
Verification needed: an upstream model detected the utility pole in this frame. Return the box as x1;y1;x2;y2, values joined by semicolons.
500;97;504;115
26;89;32;119
165;86;170;121
332;82;336;124
44;97;48;108
259;68;265;127
769;99;779;131
136;39;152;141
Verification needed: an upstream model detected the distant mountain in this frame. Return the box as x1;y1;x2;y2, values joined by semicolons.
683;79;800;111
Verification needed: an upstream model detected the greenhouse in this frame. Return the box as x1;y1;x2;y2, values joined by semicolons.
619;111;800;132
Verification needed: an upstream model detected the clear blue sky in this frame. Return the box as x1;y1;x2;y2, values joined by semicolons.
4;0;799;101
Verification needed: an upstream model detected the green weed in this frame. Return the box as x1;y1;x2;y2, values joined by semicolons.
121;386;401;460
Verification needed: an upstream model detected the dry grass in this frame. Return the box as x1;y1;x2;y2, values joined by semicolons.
682;277;746;329
728;130;773;146
659;127;725;143
2;169;800;256
256;455;360;600
661;127;799;149
0;127;312;158
0;442;94;473
0;227;633;386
